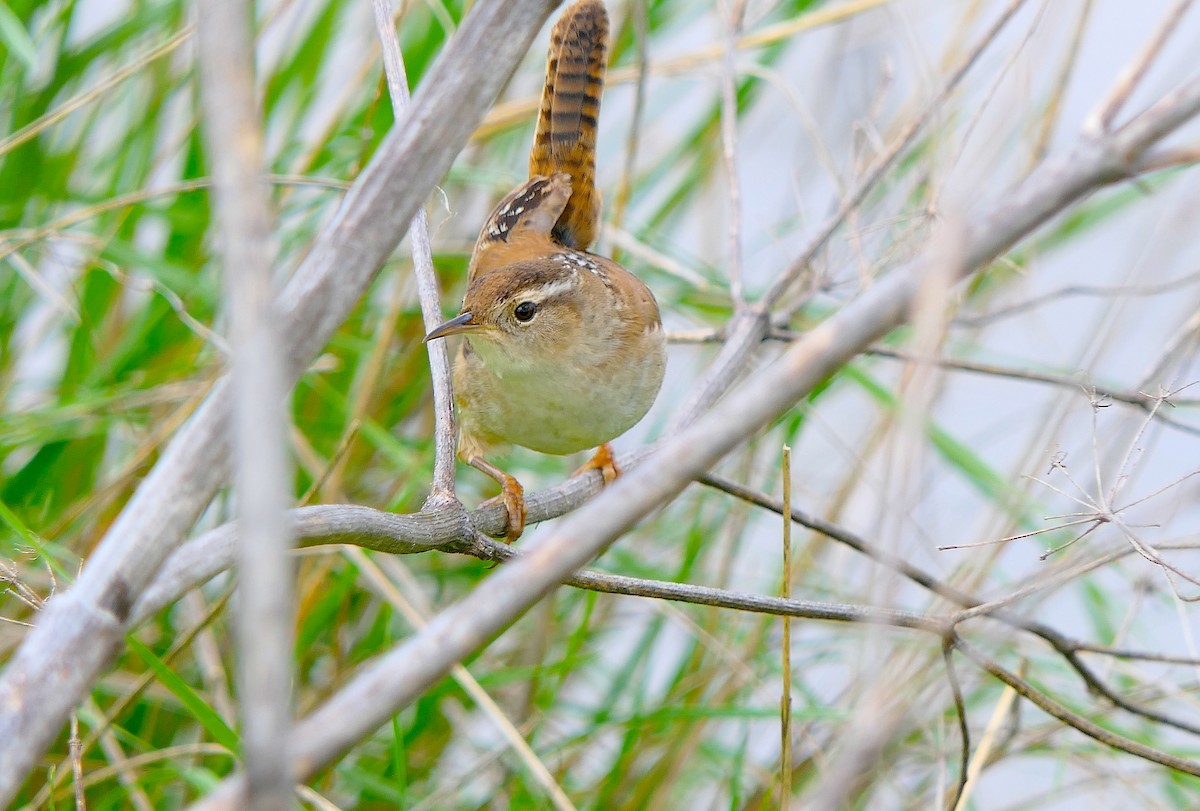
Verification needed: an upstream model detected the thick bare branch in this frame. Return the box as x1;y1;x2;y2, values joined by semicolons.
196;0;293;806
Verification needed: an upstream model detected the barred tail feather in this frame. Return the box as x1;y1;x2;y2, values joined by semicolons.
529;0;608;250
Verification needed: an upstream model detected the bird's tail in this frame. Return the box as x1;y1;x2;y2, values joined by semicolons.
528;0;608;250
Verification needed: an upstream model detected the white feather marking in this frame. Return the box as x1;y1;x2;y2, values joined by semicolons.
526;278;577;302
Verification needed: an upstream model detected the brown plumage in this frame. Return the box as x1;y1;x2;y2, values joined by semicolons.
424;0;665;541
529;0;608;250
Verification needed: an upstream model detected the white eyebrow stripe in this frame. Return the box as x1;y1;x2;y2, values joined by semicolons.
524;278;578;301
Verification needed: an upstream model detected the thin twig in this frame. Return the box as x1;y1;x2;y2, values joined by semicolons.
45;744;232;803
85;694;156;811
1135;143;1200;172
70;713;85;811
371;0;458;503
951;670;1019;811
954;637;1200;777
5;250;80;323
1137;307;1200;391
780;444;793;811
718;0;748;305
1084;0;1195;135
1072;642;1200;666
941;643;969;811
865;345;1200;437
954;265;1200;328
678;326;1200;420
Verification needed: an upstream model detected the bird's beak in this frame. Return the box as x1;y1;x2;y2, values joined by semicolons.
423;311;476;343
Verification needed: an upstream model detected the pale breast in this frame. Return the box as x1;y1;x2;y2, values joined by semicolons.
456;324;665;456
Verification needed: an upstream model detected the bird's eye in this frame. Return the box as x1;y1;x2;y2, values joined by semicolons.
514;301;538;322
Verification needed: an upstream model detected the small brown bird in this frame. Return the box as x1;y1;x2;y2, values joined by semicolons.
424;0;665;541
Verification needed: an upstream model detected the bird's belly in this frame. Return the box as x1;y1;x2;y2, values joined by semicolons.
458;340;665;456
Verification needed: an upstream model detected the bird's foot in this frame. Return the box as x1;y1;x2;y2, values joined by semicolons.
472;457;527;542
572;442;620;485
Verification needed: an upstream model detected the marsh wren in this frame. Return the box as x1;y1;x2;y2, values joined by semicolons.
424;0;666;540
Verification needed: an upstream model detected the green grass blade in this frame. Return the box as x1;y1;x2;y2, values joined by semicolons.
127;636;241;754
0;1;35;70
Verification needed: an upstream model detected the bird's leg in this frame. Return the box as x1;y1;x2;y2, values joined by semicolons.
468;455;527;542
572;442;619;485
